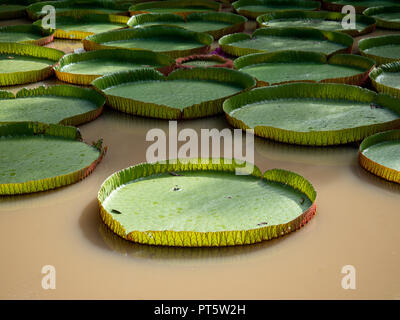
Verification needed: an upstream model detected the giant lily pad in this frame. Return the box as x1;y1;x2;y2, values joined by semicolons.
0;122;106;195
234;51;375;86
129;0;221;17
33;12;129;40
232;0;321;19
0;25;54;46
98;159;317;247
359;129;400;184
83;25;213;58
127;12;246;40
55;49;175;85
363;6;400;30
256;10;376;37
91;67;256;119
370;62;400;98
359;35;400;65
27;0;130;20
0;42;64;86
223;83;400;146
322;0;399;13
219;27;353;57
0;85;105;126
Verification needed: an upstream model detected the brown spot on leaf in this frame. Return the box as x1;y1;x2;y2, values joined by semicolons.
169;171;182;176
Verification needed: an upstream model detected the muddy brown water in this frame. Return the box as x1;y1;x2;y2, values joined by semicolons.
0;18;399;299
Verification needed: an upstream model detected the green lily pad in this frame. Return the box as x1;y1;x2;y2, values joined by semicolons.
370;62;400;98
322;0;399;13
83;25;213;58
129;0;221;16
234;51;375;86
98;160;317;247
363;6;400;30
0;85;105;126
27;0;130;20
256;10;376;36
0;122;105;195
0;25;54;46
219;27;353;57
359;35;400;65
55;49;175;85
33;12;129;40
359;129;400;184
0;4;26;20
91;67;255;119
223;82;400;146
127;12;246;40
233;0;321;19
0;42;64;86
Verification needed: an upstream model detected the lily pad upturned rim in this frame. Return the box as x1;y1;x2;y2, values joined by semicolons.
256;10;376;37
0;24;54;46
54;48;176;85
97;158;317;247
176;54;233;69
223;82;400;146
129;0;222;17
233;51;376;86
218;27;354;57
26;0;131;20
363;5;400;30
91;67;256;119
0;4;27;20
83;25;213;58
33;11;129;40
232;0;321;19
359;35;400;65
359;129;400;184
0;85;105;126
0;121;106;195
127;11;247;39
370;62;400;98
322;0;399;13
0;42;64;86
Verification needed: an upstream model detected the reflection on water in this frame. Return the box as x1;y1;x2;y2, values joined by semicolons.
79;190;291;264
255;136;358;167
354;160;400;195
97;213;291;263
0;189;60;211
102;108;229;132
